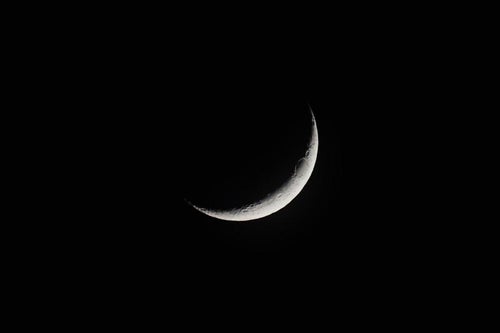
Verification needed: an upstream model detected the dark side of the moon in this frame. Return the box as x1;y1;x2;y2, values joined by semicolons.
182;97;313;211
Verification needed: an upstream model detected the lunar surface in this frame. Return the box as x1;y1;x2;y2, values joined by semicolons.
187;108;319;221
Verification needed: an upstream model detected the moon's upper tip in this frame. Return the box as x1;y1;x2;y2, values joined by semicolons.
308;107;317;127
308;105;315;117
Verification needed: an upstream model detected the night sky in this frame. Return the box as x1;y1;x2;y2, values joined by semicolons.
10;4;469;323
49;16;442;304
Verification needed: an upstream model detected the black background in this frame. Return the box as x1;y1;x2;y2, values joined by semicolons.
72;34;422;281
29;9;455;309
7;3;484;324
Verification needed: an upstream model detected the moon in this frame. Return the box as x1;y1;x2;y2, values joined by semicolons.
187;107;319;221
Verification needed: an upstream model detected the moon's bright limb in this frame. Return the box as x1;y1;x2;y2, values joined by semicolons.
188;108;319;221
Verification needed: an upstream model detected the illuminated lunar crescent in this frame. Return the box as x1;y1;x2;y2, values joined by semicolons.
187;108;319;221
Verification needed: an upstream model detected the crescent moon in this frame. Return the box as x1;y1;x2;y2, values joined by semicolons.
187;108;319;221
